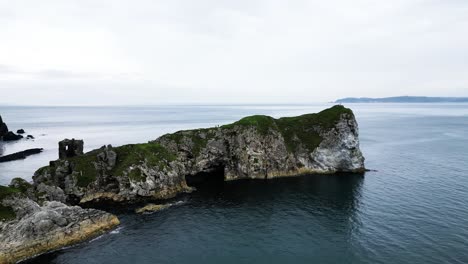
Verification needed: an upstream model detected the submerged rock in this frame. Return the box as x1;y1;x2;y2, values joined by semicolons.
0;148;43;163
16;129;25;134
33;105;365;205
0;181;120;264
135;203;172;214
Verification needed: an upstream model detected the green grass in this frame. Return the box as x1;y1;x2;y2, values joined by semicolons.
220;105;352;153
0;205;16;221
276;105;353;152
9;178;32;193
111;143;176;176
164;105;352;154
221;115;277;135
0;185;21;200
68;152;99;188
0;185;21;221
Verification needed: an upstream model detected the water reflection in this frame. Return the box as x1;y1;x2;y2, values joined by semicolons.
26;174;364;264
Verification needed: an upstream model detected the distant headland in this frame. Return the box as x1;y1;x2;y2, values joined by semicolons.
335;96;468;103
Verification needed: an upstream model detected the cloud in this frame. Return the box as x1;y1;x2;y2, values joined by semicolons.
0;0;467;105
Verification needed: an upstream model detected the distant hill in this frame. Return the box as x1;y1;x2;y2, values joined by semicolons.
335;96;468;103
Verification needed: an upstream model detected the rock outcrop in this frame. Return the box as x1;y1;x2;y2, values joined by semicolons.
33;105;365;205
0;179;120;264
1;132;23;142
0;148;43;163
0;115;7;139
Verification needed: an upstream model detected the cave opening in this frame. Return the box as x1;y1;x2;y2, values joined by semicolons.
185;165;226;188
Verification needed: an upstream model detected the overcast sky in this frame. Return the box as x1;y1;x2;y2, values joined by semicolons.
0;0;467;105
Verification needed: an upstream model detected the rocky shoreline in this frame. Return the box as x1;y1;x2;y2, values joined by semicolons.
0;179;119;264
0;105;365;263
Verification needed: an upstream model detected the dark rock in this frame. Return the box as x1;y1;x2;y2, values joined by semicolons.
2;132;23;141
26;135;34;139
58;139;83;159
0;115;8;138
0;148;43;163
16;129;25;134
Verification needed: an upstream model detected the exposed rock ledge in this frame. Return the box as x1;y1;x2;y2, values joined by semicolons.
33;105;365;206
0;180;120;264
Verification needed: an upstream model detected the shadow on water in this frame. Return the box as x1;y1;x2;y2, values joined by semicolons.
188;172;364;213
24;173;364;264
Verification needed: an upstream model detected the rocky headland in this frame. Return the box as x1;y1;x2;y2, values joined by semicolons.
0;105;365;262
33;105;365;205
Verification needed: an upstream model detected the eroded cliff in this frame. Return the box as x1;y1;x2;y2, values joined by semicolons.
33;105;365;205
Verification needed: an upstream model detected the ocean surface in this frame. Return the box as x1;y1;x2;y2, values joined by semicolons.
1;103;467;264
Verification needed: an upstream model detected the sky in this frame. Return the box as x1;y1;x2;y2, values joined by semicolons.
0;0;467;105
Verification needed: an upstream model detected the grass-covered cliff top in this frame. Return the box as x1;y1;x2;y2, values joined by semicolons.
221;104;353;152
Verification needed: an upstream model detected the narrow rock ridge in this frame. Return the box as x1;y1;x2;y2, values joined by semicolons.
33;105;365;205
0;180;120;264
0;148;43;163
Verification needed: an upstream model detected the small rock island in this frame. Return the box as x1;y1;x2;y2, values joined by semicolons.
0;105;365;263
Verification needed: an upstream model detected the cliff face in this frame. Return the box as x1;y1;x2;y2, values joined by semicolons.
0;180;119;264
33;105;365;204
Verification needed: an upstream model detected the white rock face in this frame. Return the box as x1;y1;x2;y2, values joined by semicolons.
309;115;365;172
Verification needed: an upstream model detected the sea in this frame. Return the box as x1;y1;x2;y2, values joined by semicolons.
0;103;467;264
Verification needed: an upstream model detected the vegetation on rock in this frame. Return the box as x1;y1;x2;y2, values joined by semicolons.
0;185;20;221
32;105;363;204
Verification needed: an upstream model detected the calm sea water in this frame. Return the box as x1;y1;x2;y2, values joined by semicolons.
1;104;467;264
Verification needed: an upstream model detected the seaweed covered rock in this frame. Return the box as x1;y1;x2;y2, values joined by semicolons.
0;179;119;264
33;105;365;205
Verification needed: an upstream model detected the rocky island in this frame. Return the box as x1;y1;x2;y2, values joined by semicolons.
0;105;365;263
32;105;365;205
